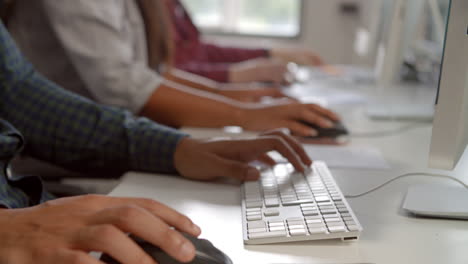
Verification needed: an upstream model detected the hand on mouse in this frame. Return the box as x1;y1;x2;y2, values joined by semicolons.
239;102;340;137
0;195;201;264
174;130;312;181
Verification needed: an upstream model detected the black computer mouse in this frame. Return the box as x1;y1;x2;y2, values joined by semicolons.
101;233;233;264
301;121;349;138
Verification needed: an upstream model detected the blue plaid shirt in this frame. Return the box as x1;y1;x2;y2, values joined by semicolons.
0;21;187;209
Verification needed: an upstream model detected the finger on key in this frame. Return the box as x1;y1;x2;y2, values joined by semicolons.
261;130;312;166
258;136;305;172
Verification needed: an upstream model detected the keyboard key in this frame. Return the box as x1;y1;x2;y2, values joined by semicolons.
302;210;319;216
264;209;280;217
286;217;304;222
289;228;307;236
248;227;267;233
338;208;349;213
269;226;286;232
308;227;328;234
326;221;345;227
247;221;266;229
288;224;306;230
305;215;322;220
265;198;280;207
328;226;347;233
247;215;262;221
269;221;285;227
249;230;287;240
307;223;325;228
321;209;338;214
323;213;340;220
282;199;315;206
245;197;262;202
347;225;360;231
318;205;335;211
315;196;331;202
305;219;323;224
246;201;263;208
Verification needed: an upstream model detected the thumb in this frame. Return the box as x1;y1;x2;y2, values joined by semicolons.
211;156;260;181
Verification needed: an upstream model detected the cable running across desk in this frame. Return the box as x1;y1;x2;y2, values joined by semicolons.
348;123;428;138
345;172;468;198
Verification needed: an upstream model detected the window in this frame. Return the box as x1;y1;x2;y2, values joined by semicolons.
181;0;302;37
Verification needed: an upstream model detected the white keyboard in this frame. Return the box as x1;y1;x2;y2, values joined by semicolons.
241;161;362;244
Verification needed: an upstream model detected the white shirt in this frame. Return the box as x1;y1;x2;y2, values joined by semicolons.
8;0;163;113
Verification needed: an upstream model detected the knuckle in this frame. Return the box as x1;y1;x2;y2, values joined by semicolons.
139;198;162;210
300;108;312;119
116;205;142;222
159;227;179;245
94;224;118;241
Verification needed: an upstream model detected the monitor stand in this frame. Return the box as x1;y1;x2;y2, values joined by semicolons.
402;184;468;220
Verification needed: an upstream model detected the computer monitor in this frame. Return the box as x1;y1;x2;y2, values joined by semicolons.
376;0;447;86
403;0;468;219
429;0;468;170
374;0;407;88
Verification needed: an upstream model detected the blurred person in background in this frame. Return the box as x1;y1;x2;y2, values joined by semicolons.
7;0;339;137
165;0;325;83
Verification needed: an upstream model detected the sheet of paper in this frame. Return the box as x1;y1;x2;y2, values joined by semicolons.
303;145;390;170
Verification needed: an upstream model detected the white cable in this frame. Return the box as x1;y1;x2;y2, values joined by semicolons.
349;123;427;138
345;172;468;198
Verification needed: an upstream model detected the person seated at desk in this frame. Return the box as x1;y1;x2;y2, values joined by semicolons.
6;0;339;137
0;19;311;264
164;0;325;83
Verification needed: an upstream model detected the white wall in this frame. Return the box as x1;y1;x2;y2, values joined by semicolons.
203;0;381;65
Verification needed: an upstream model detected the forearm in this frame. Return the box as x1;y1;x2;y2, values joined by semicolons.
164;69;220;93
140;80;246;128
2;70;185;173
202;42;269;63
174;62;231;82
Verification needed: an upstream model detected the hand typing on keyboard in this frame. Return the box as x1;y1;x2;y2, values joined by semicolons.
174;130;312;181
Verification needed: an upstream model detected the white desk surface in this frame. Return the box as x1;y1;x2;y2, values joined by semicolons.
110;79;468;264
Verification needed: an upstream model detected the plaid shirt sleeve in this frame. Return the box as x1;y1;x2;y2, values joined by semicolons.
0;21;187;175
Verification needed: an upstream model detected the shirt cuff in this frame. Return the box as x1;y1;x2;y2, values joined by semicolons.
125;115;189;174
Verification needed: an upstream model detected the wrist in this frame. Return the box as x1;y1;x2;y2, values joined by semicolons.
233;104;256;128
228;68;240;83
173;137;198;175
